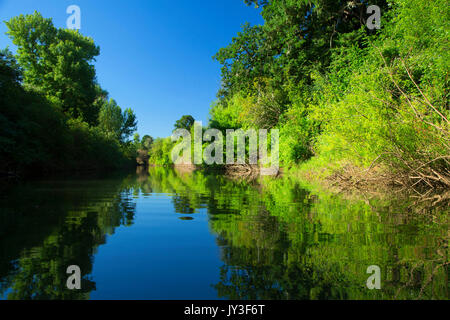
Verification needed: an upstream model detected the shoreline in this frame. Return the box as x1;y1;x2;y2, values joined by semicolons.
163;162;449;207
5;161;448;207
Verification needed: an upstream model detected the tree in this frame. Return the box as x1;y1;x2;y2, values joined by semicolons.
215;0;389;101
213;23;268;100
1;12;139;176
0;48;22;86
133;133;141;148
141;135;154;150
5;12;101;125
174;115;195;131
121;108;138;142
98;99;137;143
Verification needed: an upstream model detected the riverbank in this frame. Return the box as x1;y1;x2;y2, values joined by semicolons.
283;160;450;208
139;159;450;208
0;162;137;187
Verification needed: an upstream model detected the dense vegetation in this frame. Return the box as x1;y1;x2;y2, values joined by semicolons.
209;0;449;187
3;1;448;190
219;0;450;187
0;12;139;177
148;0;449;189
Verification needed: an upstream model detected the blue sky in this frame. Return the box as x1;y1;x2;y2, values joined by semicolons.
0;0;263;138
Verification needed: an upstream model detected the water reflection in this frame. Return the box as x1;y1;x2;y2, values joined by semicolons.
0;168;447;300
0;177;136;299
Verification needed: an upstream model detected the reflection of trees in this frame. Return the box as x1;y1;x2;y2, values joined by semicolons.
214;260;354;300
173;196;195;214
141;167;448;300
0;176;137;300
1;168;446;300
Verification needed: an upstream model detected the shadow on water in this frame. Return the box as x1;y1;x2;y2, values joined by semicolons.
0;167;448;300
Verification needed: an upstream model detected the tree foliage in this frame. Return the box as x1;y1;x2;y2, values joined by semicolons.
1;12;139;176
174;115;195;131
141;135;154;150
6;12;101;125
209;0;449;186
98;99;137;143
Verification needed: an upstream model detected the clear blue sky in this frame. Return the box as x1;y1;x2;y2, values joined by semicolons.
0;0;263;138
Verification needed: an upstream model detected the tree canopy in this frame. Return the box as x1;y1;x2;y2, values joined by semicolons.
1;12;140;176
6;12;102;125
174;115;195;131
207;0;449;188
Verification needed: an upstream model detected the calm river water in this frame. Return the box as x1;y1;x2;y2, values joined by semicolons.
0;167;448;300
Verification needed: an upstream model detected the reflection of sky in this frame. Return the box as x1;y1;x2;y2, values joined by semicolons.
89;198;224;300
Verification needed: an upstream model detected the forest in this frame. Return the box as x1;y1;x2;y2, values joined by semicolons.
0;12;141;177
1;0;448;191
149;0;449;191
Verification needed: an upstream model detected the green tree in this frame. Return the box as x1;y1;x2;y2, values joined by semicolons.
98;99;137;143
0;48;22;86
133;133;141;148
5;12;101;125
174;115;195;131
213;23;268;100
121;108;138;142
141;135;154;150
1;12;139;176
0;47;70;175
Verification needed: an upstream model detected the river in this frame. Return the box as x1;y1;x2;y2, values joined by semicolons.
0;167;447;300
